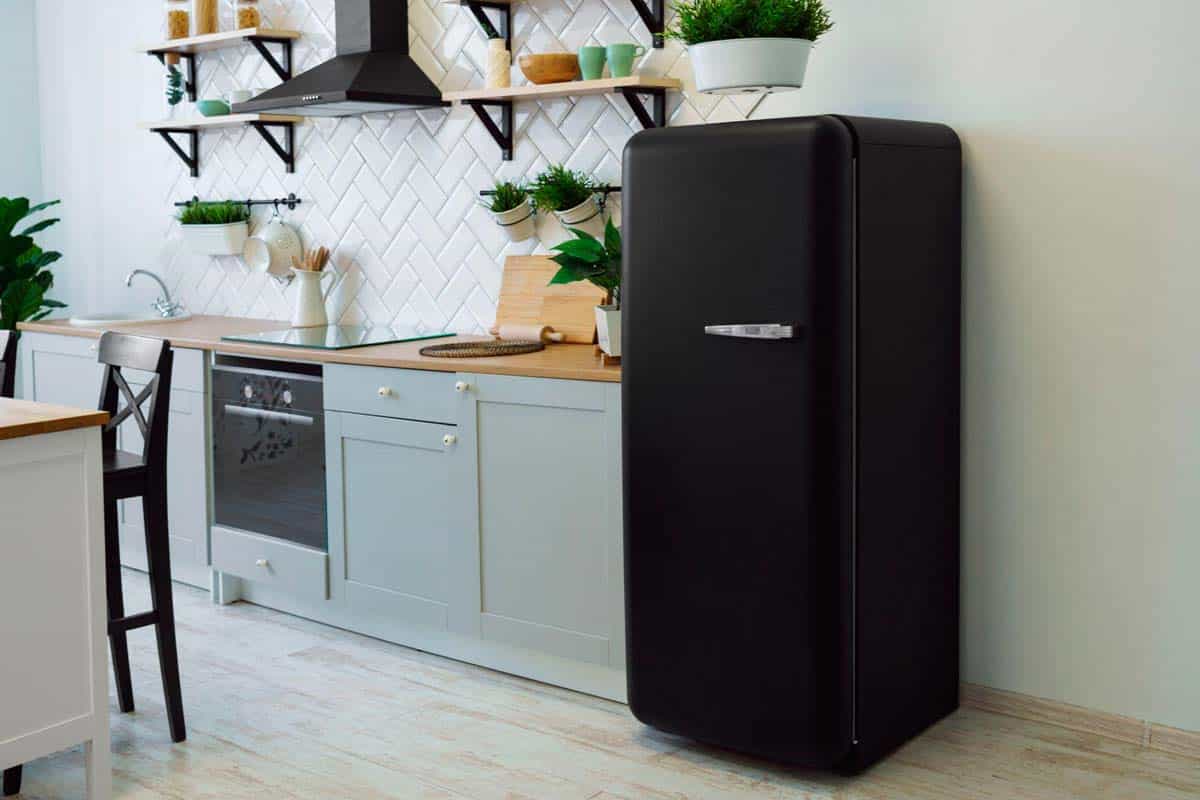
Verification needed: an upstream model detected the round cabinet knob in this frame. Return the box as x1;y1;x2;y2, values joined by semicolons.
88;344;99;352
243;384;254;400
377;386;394;397
255;559;269;569
443;434;457;447
282;389;293;405
454;381;470;393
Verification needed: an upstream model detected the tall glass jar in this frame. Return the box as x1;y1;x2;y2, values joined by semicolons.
236;0;260;29
165;1;189;67
194;0;218;35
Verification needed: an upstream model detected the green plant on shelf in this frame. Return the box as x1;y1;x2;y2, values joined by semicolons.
0;198;66;329
166;65;185;106
667;0;833;45
177;201;250;225
548;218;622;307
487;180;529;214
531;165;598;213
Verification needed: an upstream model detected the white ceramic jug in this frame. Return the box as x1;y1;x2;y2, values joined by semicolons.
291;269;334;328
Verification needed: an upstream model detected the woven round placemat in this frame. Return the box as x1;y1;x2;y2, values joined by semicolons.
419;340;546;358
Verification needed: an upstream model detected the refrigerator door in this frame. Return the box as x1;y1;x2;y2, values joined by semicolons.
622;116;855;765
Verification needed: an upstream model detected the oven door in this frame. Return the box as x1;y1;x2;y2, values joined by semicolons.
212;365;327;551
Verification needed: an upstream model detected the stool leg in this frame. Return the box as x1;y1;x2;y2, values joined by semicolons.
105;498;135;714
2;765;21;796
144;486;186;743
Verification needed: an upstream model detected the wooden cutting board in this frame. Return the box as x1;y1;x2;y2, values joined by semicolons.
492;256;605;344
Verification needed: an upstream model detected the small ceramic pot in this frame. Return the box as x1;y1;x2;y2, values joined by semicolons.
595;304;621;357
688;37;814;94
554;196;603;237
491;202;535;242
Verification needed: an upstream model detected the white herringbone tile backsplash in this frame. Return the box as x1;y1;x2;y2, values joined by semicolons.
159;0;755;332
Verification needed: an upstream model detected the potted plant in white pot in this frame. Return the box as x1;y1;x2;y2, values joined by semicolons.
548;218;622;357
670;0;833;93
177;201;250;256
486;180;535;242
533;165;603;237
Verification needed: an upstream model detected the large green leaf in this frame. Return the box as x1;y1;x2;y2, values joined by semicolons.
19;217;59;237
0;197;31;237
1;279;46;328
17;247;62;270
551;237;606;264
604;219;621;260
547;264;595;285
0;234;33;266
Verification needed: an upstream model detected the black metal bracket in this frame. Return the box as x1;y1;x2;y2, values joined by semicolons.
153;129;200;177
175;193;302;212
463;0;512;54
466;100;514;161
618;88;667;129
247;37;294;82
628;0;666;47
249;121;296;173
155;52;197;101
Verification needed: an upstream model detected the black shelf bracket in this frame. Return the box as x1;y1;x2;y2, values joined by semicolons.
154;52;197;101
628;0;666;47
247;36;294;82
463;0;512;54
618;87;667;129
153;129;199;177
466;100;514;161
249;121;297;173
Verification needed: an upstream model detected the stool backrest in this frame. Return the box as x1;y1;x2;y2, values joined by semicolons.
0;330;17;398
96;332;173;474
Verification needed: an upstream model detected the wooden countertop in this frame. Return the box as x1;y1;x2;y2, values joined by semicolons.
19;316;622;383
0;398;109;442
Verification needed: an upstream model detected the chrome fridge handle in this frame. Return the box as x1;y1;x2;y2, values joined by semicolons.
703;323;801;340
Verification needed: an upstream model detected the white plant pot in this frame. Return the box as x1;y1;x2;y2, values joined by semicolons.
555;196;604;237
688;37;814;94
491;202;535;242
180;221;248;256
595;305;621;357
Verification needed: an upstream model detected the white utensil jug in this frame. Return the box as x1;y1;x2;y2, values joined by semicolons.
291;269;334;328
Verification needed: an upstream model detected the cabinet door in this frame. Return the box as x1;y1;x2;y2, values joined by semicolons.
327;410;457;629
21;333;210;588
457;373;624;669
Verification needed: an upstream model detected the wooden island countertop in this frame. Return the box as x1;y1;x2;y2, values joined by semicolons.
19;316;621;383
0;398;109;442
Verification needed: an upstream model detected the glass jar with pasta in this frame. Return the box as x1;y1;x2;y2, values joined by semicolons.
236;0;260;29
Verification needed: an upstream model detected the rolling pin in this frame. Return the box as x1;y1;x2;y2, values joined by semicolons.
492;324;565;343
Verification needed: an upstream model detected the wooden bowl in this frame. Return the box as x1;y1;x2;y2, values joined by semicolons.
518;53;580;85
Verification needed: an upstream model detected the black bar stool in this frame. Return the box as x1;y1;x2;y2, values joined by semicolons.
1;333;20;796
97;332;187;744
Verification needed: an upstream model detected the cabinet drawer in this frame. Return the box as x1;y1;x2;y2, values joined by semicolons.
324;364;457;424
211;525;328;602
21;332;205;393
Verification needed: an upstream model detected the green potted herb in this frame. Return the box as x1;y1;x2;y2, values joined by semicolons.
532;165;602;236
486;180;534;242
177;201;250;256
548;219;622;357
668;0;833;93
0;198;66;329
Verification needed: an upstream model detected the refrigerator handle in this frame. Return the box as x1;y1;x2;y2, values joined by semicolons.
703;323;802;340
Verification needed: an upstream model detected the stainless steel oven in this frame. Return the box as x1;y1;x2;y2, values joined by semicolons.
212;355;326;551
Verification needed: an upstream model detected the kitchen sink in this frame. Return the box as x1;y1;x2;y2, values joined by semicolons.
68;311;192;326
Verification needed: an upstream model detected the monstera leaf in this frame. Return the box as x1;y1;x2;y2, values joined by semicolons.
0;197;64;329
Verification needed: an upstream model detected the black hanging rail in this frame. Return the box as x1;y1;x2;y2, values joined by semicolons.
175;194;302;212
478;186;621;197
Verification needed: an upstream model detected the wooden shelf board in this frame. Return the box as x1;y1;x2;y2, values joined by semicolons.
443;76;681;103
138;113;303;131
142;28;300;55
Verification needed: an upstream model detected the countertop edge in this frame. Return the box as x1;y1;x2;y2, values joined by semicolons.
18;319;622;384
0;399;110;442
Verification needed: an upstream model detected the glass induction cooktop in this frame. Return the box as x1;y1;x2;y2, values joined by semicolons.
221;325;453;350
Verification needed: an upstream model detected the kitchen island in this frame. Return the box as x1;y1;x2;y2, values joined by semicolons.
0;399;111;799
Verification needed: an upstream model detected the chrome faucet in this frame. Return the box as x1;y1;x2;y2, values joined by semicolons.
125;269;185;318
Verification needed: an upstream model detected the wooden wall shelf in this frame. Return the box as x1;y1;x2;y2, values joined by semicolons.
444;77;680;160
141;28;300;101
139;115;303;177
445;0;663;46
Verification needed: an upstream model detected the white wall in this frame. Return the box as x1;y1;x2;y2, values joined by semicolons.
765;0;1200;731
0;0;43;201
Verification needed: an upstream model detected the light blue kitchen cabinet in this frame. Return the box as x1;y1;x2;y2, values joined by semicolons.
455;372;626;674
325;410;460;630
19;331;211;588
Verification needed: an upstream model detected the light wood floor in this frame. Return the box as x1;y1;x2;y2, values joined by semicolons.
15;572;1200;799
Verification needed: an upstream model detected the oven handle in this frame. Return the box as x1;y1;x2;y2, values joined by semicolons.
222;404;316;426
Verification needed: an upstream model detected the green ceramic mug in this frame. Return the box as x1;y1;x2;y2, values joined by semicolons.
578;46;606;80
605;43;646;78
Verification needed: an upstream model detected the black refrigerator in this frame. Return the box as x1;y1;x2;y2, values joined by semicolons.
621;115;962;773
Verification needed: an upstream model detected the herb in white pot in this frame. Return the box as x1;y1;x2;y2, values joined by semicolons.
548;218;622;357
177;201;250;256
533;165;604;238
486;180;535;242
670;0;833;93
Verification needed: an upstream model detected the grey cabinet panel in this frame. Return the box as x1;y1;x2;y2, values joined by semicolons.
324;364;457;423
211;524;328;602
327;410;456;630
20;332;210;588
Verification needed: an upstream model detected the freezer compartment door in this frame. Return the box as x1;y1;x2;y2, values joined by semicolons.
621;116;855;765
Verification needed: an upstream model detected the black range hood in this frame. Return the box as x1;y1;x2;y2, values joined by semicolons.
233;0;448;117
